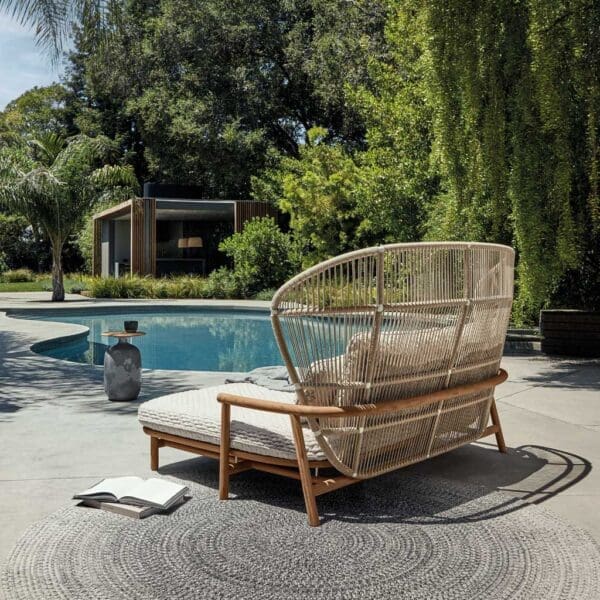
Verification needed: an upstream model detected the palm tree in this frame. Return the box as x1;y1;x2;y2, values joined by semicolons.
0;133;138;300
0;0;110;59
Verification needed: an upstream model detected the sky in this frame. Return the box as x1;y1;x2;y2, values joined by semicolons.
0;16;63;110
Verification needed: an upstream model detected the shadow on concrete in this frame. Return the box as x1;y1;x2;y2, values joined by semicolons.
0;328;227;421
516;358;600;391
159;443;592;525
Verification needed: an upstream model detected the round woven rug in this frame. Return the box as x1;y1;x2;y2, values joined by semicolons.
2;465;599;600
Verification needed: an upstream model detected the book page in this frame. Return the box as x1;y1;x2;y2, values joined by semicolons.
120;478;188;508
75;476;144;500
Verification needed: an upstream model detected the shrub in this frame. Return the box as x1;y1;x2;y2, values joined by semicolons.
0;252;8;275
219;216;300;297
253;288;276;301
84;274;236;299
204;268;240;299
2;268;35;282
84;276;149;298
69;283;87;295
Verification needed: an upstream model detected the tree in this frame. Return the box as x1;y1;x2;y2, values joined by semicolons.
0;84;76;146
255;128;368;267
0;134;138;300
63;0;389;197
350;1;437;245
421;0;600;321
252;4;436;265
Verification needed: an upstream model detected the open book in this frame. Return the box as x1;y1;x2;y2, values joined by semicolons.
74;476;189;510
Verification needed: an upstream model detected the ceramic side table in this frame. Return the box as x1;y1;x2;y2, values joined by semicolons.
102;331;145;401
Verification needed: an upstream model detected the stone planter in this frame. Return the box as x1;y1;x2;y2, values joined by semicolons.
103;338;142;401
540;309;600;357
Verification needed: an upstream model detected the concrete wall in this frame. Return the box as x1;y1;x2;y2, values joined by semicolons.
100;221;112;277
114;220;131;263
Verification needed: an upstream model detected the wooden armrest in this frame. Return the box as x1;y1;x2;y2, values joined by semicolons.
217;368;508;419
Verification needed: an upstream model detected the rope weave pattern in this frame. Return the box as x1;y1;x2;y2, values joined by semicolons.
271;242;514;478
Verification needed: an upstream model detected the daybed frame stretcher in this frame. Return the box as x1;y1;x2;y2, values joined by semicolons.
144;368;507;527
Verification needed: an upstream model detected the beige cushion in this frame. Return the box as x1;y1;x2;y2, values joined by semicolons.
138;383;326;461
344;326;454;383
339;320;504;403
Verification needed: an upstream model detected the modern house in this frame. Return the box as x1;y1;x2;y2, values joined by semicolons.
92;184;278;277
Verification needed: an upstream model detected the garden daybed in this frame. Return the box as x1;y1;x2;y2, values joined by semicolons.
139;242;514;526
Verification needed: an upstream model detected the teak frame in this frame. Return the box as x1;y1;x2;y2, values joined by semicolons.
144;368;508;527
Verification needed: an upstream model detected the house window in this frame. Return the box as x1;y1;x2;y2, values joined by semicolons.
155;202;234;276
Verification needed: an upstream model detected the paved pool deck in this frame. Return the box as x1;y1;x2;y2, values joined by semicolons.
0;292;599;564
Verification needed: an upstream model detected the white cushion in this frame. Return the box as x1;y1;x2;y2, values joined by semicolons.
138;383;326;461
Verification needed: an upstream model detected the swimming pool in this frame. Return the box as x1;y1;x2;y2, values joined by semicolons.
21;309;284;372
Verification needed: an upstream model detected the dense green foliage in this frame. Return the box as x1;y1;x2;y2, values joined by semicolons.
255;128;365;266
421;0;600;321
0;212;84;272
254;0;600;321
63;0;388;194
219;217;300;296
2;0;600;317
0;84;76;145
0;213;42;270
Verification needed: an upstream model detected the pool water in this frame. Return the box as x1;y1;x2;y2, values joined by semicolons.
27;310;284;372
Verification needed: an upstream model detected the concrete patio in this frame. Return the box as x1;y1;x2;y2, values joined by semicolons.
1;293;599;564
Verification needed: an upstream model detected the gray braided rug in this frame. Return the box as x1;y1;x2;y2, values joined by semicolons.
2;464;600;600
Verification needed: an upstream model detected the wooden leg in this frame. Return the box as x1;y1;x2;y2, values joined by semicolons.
150;436;159;471
290;415;320;527
219;402;231;500
490;400;507;453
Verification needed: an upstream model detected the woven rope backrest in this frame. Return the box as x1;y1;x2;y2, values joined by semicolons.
271;242;515;477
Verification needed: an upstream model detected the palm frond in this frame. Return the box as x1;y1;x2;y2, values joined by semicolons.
90;164;139;191
0;163;64;234
51;134;117;178
20;166;63;193
29;132;67;166
0;0;112;61
0;0;68;59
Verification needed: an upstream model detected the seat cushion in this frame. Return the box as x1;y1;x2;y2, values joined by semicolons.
138;383;326;461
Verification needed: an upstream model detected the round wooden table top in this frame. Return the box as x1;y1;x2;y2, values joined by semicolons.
102;331;146;338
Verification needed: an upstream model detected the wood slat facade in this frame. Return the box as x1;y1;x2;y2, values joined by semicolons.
130;198;143;275
92;198;277;277
234;200;278;233
145;198;157;276
92;218;102;277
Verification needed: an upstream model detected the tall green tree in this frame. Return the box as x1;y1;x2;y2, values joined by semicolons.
0;84;76;146
422;0;600;321
351;1;437;245
255;128;366;267
0;134;138;300
252;3;436;264
64;0;389;197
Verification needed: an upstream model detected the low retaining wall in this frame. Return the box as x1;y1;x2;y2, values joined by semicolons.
540;310;600;357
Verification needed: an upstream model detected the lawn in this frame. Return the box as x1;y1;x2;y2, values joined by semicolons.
0;276;83;293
